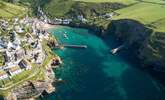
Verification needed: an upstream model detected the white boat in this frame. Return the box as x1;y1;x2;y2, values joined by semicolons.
63;33;68;39
58;78;62;81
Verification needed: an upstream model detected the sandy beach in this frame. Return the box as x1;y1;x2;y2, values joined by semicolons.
42;23;56;30
35;20;56;30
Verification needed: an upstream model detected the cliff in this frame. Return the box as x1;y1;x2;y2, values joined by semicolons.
107;19;165;70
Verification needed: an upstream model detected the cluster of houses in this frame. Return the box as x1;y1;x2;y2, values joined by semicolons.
48;18;73;25
37;7;88;25
0;59;31;80
0;17;50;81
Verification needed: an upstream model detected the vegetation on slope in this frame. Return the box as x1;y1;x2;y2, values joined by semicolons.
111;0;165;68
114;1;165;32
43;0;126;18
74;0;138;5
0;1;26;18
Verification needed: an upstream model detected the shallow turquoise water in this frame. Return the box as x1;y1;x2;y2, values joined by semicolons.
45;26;165;100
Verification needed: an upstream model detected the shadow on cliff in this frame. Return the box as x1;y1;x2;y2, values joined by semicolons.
103;19;165;88
102;19;151;68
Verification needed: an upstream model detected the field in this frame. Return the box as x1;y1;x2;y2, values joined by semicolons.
75;0;165;32
114;0;165;32
0;1;26;18
73;0;165;32
74;0;138;5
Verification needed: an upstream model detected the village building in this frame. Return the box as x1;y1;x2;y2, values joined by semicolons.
77;15;87;23
7;39;21;50
31;40;39;48
25;33;34;43
10;31;17;42
0;20;9;30
14;25;24;33
8;66;23;76
99;12;114;20
0;70;8;80
14;49;25;61
53;18;63;24
0;37;8;49
11;42;21;50
3;51;10;63
18;59;32;70
13;17;19;25
62;19;72;25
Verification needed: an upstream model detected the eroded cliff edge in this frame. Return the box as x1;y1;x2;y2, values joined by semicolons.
106;19;165;70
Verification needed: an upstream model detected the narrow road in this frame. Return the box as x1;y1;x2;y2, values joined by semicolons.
0;67;40;91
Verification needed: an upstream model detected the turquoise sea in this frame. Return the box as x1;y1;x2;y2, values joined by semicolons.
43;26;165;100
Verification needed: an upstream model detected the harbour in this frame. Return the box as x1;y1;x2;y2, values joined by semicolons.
43;26;165;100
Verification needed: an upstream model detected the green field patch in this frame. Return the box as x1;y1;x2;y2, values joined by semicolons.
114;2;165;32
0;1;26;18
74;0;137;5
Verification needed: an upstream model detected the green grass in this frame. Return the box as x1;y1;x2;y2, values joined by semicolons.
0;1;27;18
43;0;75;18
74;0;137;5
43;0;129;18
114;1;165;32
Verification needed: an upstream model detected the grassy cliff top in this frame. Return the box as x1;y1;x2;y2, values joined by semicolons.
77;0;165;32
74;0;138;4
0;1;27;18
114;0;165;32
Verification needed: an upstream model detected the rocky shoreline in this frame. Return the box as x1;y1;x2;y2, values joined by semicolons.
4;55;62;100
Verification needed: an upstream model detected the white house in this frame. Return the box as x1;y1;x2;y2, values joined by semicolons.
0;70;8;80
7;40;21;50
62;19;72;25
77;15;87;22
14;25;24;33
8;66;23;76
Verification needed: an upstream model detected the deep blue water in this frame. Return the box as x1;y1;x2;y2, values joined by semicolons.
43;26;165;100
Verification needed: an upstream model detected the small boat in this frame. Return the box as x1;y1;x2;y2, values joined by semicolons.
63;33;68;39
58;78;62;81
110;48;118;54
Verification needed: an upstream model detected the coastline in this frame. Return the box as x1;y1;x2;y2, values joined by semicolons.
41;23;57;30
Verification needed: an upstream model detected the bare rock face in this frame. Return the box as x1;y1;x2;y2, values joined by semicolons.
107;19;151;45
107;19;165;70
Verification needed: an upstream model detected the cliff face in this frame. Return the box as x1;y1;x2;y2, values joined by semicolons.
107;19;151;45
107;19;165;69
139;32;165;69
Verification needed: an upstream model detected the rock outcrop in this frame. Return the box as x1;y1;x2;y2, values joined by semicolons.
107;19;165;70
